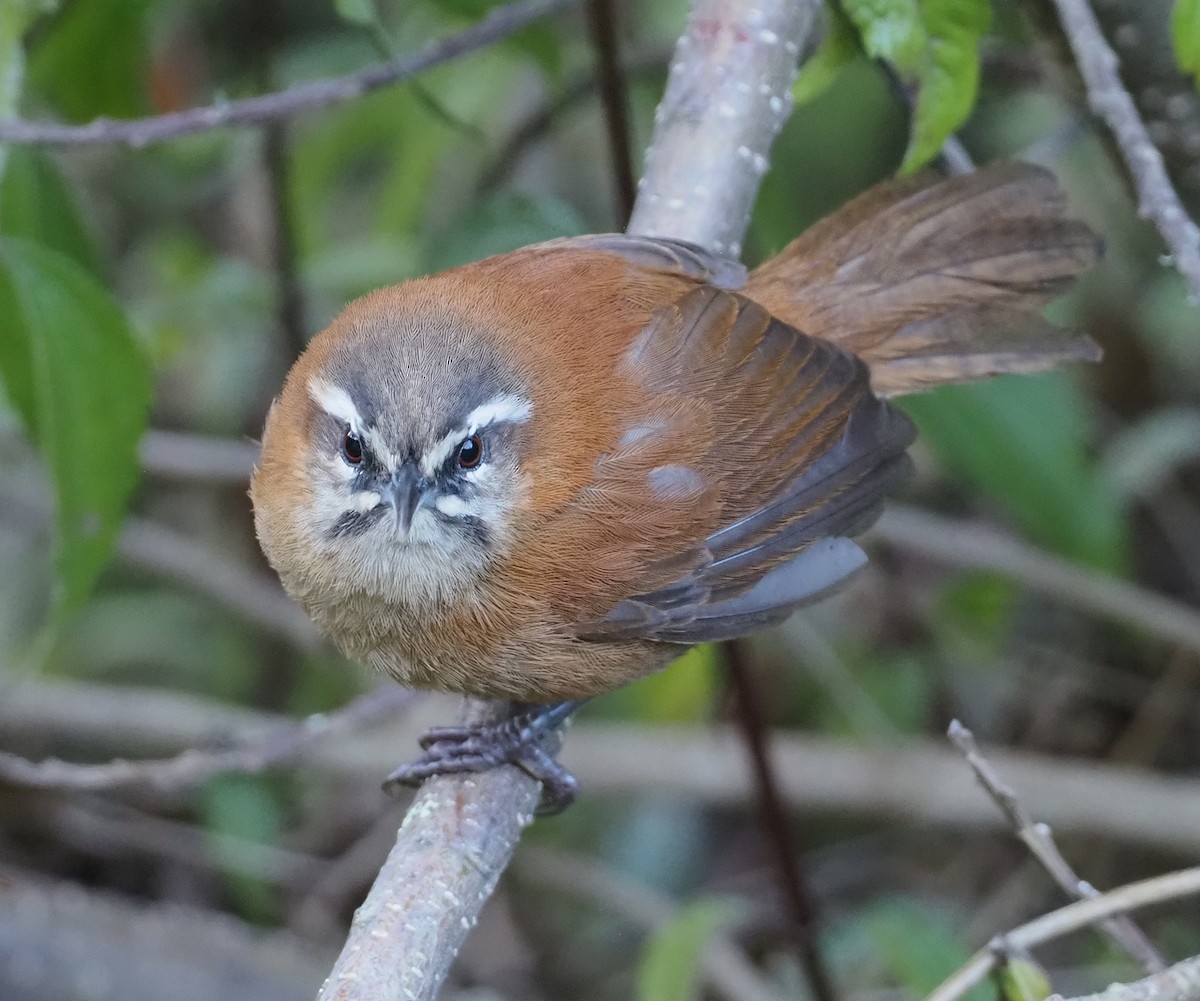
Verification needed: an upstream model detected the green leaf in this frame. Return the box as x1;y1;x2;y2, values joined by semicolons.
0;146;103;278
900;372;1125;572
793;6;859;106
900;0;991;173
0;238;151;616
1173;0;1200;87
30;0;152;121
636;899;739;1001
842;0;927;75
843;0;990;172
996;955;1054;1001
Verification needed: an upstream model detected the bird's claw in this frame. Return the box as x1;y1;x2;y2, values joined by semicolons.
383;701;582;815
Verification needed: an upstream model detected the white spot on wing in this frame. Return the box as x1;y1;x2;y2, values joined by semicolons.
648;464;705;500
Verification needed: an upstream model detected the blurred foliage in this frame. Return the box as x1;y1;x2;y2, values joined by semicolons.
1173;0;1200;87
900;372;1127;571
996;954;1055;1001
0;0;1197;999
635;898;740;1001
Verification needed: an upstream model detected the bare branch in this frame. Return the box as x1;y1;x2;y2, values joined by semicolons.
926;868;1200;1001
627;0;820;254
1046;0;1200;300
317;699;549;1001
948;721;1165;974
0;0;581;148
0;686;418;792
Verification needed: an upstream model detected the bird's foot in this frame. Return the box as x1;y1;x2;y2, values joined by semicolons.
384;700;583;815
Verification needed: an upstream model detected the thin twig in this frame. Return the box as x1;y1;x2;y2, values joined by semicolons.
925;867;1200;1001
726;642;838;1001
0;0;582;148
1046;0;1200;300
872;505;1200;659
518;846;787;1001
584;0;636;222
947;721;1165;974
0;686;418;792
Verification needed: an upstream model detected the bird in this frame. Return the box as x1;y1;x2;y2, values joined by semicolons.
250;162;1100;809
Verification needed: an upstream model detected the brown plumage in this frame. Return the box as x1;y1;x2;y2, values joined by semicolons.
251;162;1099;704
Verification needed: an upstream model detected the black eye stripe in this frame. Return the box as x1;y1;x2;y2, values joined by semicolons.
326;507;384;538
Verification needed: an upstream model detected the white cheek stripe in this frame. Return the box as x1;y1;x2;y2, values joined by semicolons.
309;379;362;431
420;393;533;476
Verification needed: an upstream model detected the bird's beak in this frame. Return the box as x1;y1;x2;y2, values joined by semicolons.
381;461;430;540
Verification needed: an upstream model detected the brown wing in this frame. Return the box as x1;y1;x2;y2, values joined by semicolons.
523;285;914;645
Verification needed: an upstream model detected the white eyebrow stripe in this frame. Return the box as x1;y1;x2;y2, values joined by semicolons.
420;394;533;476
463;394;532;430
362;426;401;471
309;379;362;430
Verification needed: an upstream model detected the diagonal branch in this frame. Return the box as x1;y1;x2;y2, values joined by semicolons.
0;0;581;148
948;721;1165;975
314;2;820;999
925;867;1200;1001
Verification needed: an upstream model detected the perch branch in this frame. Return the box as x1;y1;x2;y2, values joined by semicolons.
948;721;1164;974
1046;0;1200;300
925;867;1200;1001
316;2;819;998
0;0;580;147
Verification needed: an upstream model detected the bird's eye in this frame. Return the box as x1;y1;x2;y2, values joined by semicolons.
341;428;363;465
456;434;483;470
